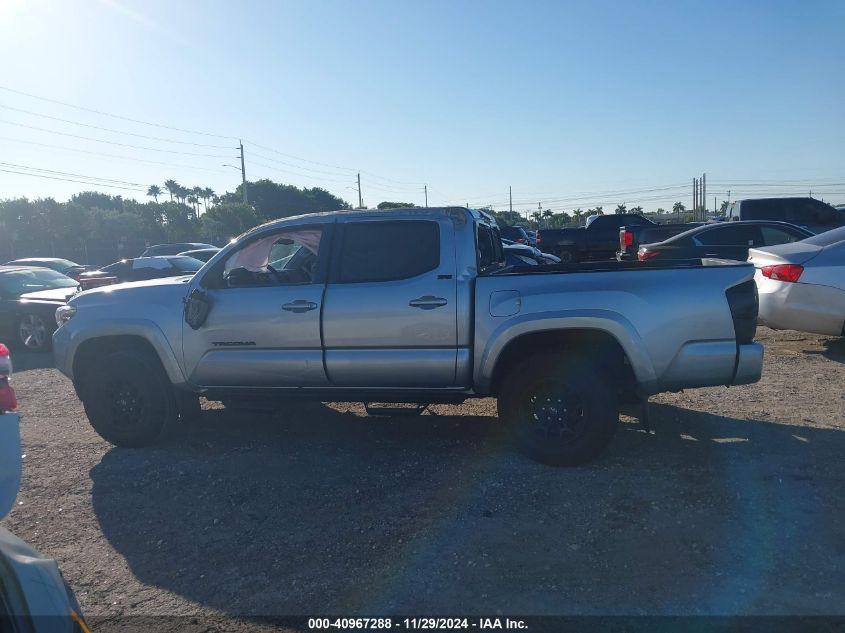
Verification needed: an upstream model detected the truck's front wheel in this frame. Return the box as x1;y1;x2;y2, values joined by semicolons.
498;353;618;466
77;349;176;447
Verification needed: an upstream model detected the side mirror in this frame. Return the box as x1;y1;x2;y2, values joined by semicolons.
223;267;254;288
184;289;211;330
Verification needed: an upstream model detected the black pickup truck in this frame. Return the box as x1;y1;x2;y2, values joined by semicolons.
617;220;704;260
538;214;696;263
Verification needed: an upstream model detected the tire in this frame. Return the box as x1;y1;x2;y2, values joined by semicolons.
77;348;176;447
16;313;53;351
497;353;618;466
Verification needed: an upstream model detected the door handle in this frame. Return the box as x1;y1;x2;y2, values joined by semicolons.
409;295;448;310
282;300;318;313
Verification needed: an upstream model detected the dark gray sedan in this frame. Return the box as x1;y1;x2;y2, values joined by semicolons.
637;221;813;262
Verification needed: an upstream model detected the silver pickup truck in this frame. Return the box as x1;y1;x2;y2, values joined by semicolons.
53;207;763;465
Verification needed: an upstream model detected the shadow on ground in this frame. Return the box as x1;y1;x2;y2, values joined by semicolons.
819;338;845;364
9;349;55;372
90;402;845;616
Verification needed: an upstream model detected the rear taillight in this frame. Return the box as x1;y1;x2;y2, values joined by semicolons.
620;229;634;249
536;233;542;245
761;264;803;283
726;279;758;344
638;248;659;261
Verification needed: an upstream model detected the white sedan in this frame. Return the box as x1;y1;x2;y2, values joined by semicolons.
748;226;845;336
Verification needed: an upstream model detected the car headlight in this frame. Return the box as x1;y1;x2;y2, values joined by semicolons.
55;305;76;327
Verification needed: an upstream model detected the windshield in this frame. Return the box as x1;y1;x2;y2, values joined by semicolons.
0;269;78;297
169;256;205;272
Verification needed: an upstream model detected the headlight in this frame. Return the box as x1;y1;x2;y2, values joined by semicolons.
55;305;76;327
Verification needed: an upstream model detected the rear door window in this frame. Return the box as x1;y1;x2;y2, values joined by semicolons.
695;225;762;246
760;225;806;246
337;220;439;283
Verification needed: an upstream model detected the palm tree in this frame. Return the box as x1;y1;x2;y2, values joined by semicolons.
672;201;686;215
164;179;180;202
615;203;627;215
530;211;542;227
175;185;189;205
147;185;162;202
202;187;215;213
186;195;199;213
630;205;643;214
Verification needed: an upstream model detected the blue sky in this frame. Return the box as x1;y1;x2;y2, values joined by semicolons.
0;0;843;216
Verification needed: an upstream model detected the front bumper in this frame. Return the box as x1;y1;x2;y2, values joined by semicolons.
52;325;74;380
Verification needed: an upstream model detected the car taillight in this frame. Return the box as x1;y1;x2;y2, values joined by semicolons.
516;238;526;244
620;230;634;249
761;264;803;283
536;233;542;245
638;248;659;261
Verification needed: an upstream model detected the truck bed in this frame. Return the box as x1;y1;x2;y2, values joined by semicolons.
474;258;759;395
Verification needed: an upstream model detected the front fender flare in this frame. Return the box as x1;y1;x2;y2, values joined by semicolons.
474;309;658;394
59;319;186;386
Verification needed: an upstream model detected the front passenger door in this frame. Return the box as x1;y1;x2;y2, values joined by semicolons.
182;225;330;388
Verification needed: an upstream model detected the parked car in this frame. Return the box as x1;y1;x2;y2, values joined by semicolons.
617;222;708;260
78;255;204;289
3;257;91;281
502;239;560;265
635;221;813;262
748;226;845;336
54;207;762;466
141;242;215;257
0;266;78;351
1;371;88;631
540;214;696;263
726;197;845;233
499;225;531;245
178;247;221;262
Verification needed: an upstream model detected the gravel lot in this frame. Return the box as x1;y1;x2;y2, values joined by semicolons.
2;327;844;627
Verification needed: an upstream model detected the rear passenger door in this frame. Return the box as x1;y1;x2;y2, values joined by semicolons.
321;218;458;387
693;224;763;261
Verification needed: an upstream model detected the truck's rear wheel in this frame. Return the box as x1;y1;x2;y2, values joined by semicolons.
497;353;618;466
77;349;176;447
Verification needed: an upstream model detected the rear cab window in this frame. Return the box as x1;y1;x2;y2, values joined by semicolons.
478;224;505;273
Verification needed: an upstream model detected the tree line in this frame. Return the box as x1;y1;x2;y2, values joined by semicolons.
0;179;349;265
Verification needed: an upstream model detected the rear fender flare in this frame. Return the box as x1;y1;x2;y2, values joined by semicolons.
475;309;658;394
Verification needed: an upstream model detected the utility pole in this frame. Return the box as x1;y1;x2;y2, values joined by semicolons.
239;140;248;204
357;172;364;209
693;177;697;219
509;186;513;214
702;172;706;220
424;185;428;208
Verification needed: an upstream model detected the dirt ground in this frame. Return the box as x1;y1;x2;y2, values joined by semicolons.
2;327;844;628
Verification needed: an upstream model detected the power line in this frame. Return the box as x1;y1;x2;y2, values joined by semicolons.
0;85;428;190
0;84;236;140
0;161;143;186
0;119;231;157
0;103;235;149
0;167;146;191
0;135;231;174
